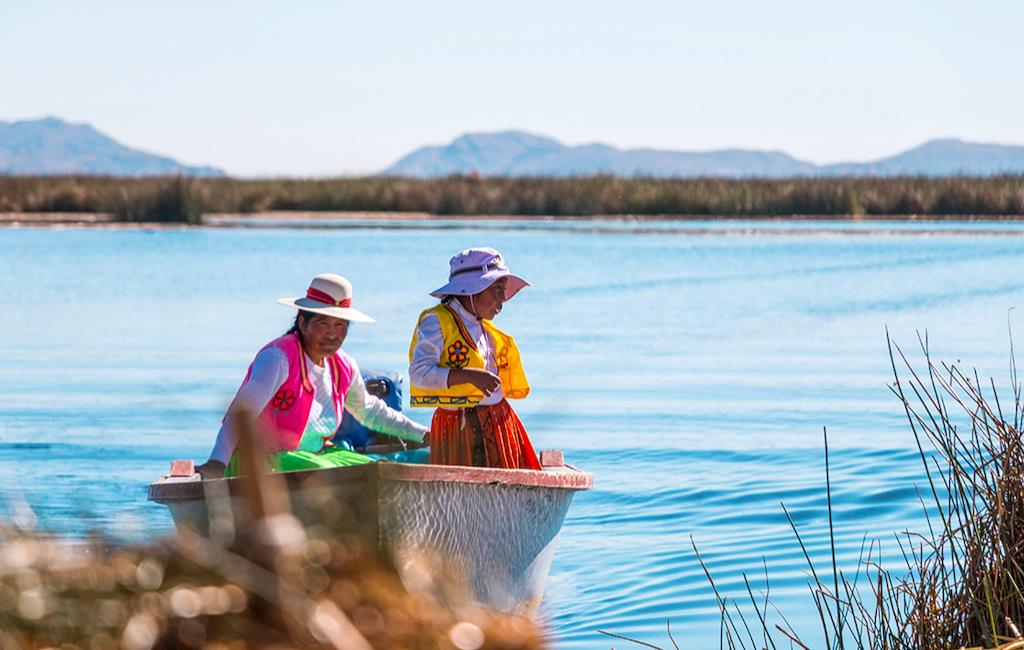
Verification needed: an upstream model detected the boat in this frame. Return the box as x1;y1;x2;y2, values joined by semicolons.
148;448;592;613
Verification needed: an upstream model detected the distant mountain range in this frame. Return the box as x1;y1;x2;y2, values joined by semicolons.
384;131;1024;178
0;117;223;176
4;117;1024;178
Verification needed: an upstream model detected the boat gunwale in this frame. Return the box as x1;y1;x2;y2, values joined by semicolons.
148;461;593;503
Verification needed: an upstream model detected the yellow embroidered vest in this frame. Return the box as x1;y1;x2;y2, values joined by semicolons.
409;303;530;408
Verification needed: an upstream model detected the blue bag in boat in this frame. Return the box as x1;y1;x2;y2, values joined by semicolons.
334;369;404;449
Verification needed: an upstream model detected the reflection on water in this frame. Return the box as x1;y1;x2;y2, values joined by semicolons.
1;220;1022;647
209;214;1024;235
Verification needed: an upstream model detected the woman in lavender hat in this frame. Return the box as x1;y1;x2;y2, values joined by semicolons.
408;247;541;470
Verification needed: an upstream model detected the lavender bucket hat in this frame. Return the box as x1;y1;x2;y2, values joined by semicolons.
430;247;530;301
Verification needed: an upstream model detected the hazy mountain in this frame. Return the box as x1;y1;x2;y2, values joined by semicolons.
384;131;1024;178
384;131;816;178
821;139;1024;176
0;117;224;176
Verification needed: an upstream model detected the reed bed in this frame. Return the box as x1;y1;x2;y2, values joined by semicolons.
0;412;543;649
603;333;1024;649
2;175;1024;222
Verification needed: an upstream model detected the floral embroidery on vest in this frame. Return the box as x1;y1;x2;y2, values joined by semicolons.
496;346;510;370
272;388;296;412
447;340;470;368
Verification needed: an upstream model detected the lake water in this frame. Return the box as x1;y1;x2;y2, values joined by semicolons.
2;218;1023;647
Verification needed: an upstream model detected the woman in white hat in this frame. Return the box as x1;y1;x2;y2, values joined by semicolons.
197;273;428;479
408;248;541;470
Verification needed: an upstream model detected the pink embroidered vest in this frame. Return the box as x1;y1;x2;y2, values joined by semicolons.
241;333;355;452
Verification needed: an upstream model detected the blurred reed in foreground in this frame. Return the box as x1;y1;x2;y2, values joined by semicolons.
0;528;539;650
0;411;543;650
2;175;1024;222
603;334;1024;649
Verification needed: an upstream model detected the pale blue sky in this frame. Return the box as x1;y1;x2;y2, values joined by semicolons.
2;1;1021;176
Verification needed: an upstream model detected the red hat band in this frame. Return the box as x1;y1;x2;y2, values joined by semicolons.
306;287;352;308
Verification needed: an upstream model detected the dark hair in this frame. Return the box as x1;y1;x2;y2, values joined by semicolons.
285;310;317;337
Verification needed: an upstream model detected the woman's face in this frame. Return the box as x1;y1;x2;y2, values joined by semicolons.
299;314;350;360
469;278;507;320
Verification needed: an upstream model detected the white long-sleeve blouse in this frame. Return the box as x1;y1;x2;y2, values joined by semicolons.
208;347;427;464
408;299;504;409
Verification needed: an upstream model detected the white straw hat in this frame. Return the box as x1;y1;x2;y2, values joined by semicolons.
277;274;375;323
430;247;529;300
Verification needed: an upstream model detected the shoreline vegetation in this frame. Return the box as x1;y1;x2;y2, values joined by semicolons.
2;175;1024;224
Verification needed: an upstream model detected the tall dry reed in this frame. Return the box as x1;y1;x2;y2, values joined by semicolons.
0;411;543;649
603;333;1024;650
3;175;1024;221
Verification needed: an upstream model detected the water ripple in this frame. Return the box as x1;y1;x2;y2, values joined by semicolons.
1;225;1015;648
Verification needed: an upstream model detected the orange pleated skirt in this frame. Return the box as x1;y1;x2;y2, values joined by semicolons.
429;399;542;470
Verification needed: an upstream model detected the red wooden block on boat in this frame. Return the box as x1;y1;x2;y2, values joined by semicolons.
169;460;195;477
540;449;564;467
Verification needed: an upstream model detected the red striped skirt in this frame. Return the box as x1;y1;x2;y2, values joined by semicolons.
429;399;542;470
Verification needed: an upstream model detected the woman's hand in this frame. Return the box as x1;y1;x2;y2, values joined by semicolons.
448;368;501;395
196;460;226;479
